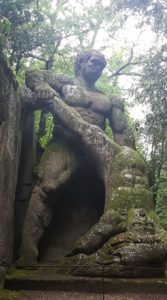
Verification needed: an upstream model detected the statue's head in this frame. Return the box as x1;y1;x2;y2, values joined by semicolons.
74;50;106;84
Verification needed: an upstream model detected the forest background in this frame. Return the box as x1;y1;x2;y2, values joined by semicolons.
0;0;167;228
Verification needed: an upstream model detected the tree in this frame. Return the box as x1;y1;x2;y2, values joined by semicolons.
117;0;167;225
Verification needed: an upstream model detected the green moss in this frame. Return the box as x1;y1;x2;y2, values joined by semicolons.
110;187;154;213
127;208;136;224
115;147;146;172
38;140;74;167
102;239;114;254
6;267;40;280
0;290;22;300
40;141;64;160
148;210;161;226
0;55;18;90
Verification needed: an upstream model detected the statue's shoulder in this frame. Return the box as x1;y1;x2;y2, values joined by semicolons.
110;95;125;110
25;69;74;93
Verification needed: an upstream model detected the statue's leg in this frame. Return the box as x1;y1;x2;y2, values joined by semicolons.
19;141;79;265
19;185;52;265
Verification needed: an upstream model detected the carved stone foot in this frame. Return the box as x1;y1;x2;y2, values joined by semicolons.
66;210;125;256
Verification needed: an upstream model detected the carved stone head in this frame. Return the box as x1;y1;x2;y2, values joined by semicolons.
74;50;106;83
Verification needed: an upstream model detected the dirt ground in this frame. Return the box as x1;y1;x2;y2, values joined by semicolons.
18;290;167;300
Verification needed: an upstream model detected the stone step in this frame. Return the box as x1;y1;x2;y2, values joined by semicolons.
5;267;167;294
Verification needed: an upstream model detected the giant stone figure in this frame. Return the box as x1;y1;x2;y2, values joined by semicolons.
18;50;167;277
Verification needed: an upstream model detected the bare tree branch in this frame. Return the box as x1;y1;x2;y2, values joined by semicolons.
108;60;146;78
108;29;146;79
62;28;93;40
115;72;142;77
108;40;136;79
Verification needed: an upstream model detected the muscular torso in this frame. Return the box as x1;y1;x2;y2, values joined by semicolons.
61;84;111;130
25;69;132;147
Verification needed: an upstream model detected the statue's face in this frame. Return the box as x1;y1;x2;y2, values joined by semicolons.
80;54;106;83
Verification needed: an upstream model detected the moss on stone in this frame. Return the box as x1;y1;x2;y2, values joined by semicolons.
39;141;65;165
38;140;77;174
0;290;22;300
148;210;161;226
110;187;153;213
115;147;147;172
6;267;40;280
0;54;18;90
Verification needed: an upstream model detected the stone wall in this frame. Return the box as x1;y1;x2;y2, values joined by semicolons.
0;55;21;281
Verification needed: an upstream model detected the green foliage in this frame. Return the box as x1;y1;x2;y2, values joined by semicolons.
0;0;129;75
97;72;121;96
122;0;167;227
156;170;167;230
105;119;113;140
132;44;167;181
0;17;11;50
34;110;53;148
39;115;54;148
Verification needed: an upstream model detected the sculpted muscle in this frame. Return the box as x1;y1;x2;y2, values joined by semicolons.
61;84;90;107
61;85;112;129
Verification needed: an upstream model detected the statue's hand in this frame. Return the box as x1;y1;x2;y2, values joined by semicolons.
35;83;58;100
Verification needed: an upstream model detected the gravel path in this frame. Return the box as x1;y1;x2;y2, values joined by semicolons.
19;291;167;300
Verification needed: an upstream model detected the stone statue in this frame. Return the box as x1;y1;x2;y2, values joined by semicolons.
18;50;167;277
25;50;135;147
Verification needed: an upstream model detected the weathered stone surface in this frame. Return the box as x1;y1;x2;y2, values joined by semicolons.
17;50;167;277
0;55;21;280
46;97;167;277
65;208;167;277
16;89;167;277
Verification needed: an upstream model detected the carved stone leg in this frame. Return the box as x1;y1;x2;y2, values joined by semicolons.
19;139;79;265
19;185;52;265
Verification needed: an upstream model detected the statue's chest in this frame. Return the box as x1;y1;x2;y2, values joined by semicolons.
87;90;111;113
62;84;111;114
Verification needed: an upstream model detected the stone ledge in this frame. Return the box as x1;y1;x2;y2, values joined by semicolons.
5;268;167;294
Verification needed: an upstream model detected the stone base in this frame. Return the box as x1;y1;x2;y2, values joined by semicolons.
5;267;167;294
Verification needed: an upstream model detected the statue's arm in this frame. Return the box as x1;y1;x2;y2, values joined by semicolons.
25;69;91;108
25;69;80;101
25;69;63;99
108;96;136;149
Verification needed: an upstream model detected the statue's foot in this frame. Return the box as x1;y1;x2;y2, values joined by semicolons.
16;254;38;269
65;209;167;278
16;247;38;269
67;210;124;257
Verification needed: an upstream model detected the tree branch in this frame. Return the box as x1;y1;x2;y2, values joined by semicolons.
114;72;142;77
108;61;144;78
109;29;146;79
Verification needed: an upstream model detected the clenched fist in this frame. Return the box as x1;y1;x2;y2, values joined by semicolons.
35;82;59;99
